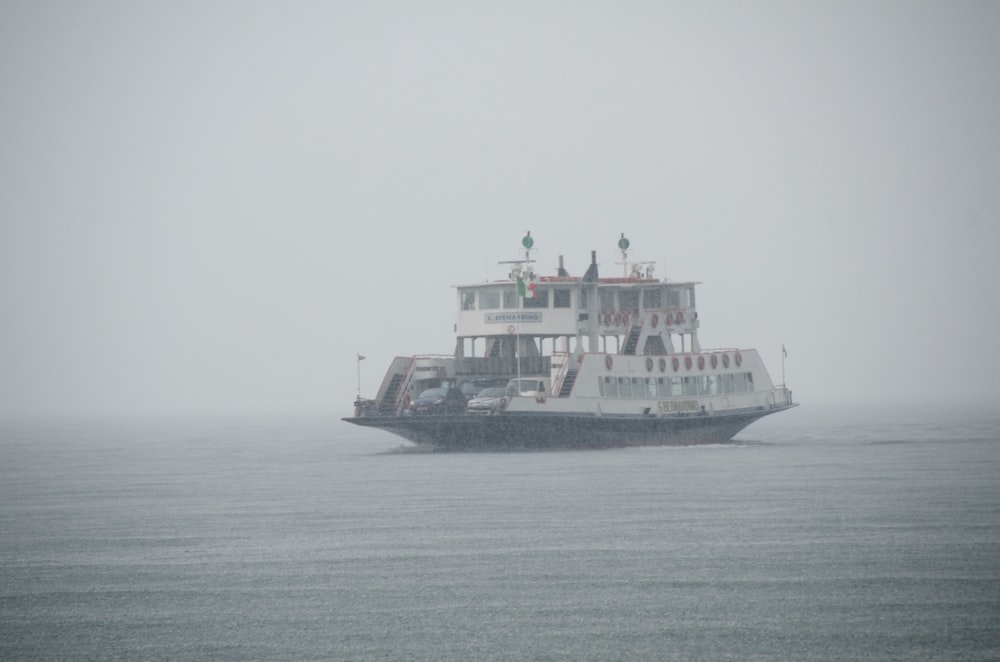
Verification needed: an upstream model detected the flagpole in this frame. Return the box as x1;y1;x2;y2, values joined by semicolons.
780;345;786;388
356;353;365;399
516;282;522;387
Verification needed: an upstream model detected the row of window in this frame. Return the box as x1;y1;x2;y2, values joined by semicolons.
460;285;696;311
598;287;694;311
598;373;755;399
462;288;573;311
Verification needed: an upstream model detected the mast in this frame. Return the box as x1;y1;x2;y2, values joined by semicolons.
497;232;537;387
617;232;630;277
582;250;600;353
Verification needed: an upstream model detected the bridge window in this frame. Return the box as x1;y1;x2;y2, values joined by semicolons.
643;288;661;309
523;288;549;308
599;289;615;311
503;287;518;309
480;290;500;310
619;289;639;313
666;288;681;308
461;290;475;310
554;288;571;308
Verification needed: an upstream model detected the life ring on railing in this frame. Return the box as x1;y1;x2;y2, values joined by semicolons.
684;356;693;370
402;392;411;409
659;357;667;373
735;352;743;367
646;357;654;372
651;313;659;328
710;354;718;369
722;353;730;368
672;357;680;372
606;354;614;370
697;355;705;370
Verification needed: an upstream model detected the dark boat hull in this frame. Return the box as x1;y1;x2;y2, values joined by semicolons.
342;406;793;450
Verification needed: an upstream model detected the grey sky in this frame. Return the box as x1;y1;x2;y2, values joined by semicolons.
2;1;998;419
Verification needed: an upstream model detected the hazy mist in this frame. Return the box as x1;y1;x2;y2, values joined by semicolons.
2;1;998;419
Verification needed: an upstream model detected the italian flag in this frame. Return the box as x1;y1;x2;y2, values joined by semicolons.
516;277;537;298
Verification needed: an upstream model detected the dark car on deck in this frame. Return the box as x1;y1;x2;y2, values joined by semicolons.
409;386;467;414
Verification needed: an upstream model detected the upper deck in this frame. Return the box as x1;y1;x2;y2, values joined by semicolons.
450;234;709;359
454;275;700;339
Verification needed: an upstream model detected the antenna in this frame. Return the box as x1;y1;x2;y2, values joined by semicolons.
498;231;537;280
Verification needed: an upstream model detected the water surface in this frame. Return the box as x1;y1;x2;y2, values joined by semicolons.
2;405;998;660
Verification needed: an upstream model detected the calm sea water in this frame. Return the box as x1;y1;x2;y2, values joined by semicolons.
2;405;998;661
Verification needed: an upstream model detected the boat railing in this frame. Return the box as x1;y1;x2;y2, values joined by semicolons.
597;307;697;333
454;356;551;377
549;351;574;396
775;386;794;406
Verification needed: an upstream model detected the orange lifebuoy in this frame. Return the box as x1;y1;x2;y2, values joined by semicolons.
735;352;742;367
672;357;680;371
697;355;705;370
722;353;730;368
710;354;718;369
606;354;614;370
651;313;659;328
659;357;666;372
684;356;693;370
646;357;653;372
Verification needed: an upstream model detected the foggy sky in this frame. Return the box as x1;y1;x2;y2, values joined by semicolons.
2;1;998;419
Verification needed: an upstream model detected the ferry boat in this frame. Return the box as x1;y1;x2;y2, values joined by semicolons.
344;233;796;450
